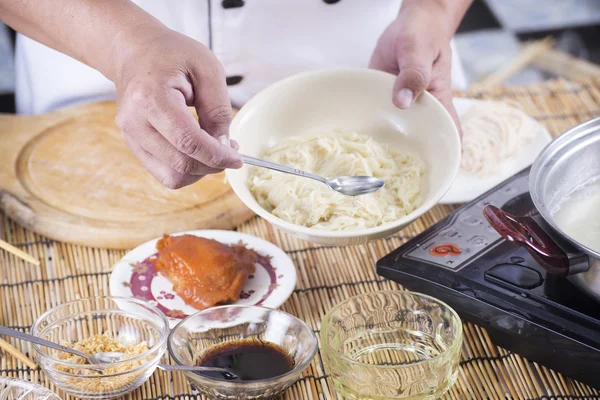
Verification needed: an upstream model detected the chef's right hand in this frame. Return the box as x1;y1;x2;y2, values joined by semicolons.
113;27;242;189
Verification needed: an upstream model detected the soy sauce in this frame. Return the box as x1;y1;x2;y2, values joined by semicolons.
197;339;295;381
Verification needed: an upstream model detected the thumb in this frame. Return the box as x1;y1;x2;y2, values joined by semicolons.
392;40;435;109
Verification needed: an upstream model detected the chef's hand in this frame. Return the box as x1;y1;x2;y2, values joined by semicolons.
370;0;471;133
114;28;242;189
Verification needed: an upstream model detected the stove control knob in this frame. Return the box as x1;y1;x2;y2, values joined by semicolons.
441;228;460;239
460;215;482;227
467;235;488;246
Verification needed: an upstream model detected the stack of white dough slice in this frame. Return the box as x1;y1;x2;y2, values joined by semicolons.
460;101;539;177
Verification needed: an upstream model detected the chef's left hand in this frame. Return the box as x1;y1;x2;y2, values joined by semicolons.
369;0;463;133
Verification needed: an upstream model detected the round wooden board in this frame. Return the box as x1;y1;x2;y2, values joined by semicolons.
0;101;254;249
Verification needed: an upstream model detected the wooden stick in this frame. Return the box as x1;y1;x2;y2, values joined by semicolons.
0;238;40;266
0;337;38;370
533;48;600;80
473;37;555;88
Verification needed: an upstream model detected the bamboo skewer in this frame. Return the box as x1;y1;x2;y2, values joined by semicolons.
0;337;38;370
0;238;40;266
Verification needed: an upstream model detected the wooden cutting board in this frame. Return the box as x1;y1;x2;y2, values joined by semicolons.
0;101;254;249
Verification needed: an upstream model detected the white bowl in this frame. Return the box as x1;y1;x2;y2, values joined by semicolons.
226;68;460;245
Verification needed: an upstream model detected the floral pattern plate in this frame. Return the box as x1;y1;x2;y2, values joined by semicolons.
109;230;296;327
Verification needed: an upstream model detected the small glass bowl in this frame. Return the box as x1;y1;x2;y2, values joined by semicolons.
321;290;462;400
0;377;61;400
168;305;318;399
31;297;169;399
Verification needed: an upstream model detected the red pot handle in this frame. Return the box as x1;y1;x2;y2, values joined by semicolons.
483;205;570;277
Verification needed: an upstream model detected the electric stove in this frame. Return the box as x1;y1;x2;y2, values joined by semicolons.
377;167;600;388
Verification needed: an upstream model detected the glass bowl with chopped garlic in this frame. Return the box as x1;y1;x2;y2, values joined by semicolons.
31;297;169;399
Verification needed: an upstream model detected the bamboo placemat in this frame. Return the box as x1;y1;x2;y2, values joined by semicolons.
1;79;600;400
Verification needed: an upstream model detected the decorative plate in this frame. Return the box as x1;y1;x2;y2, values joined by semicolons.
440;98;552;204
109;230;296;327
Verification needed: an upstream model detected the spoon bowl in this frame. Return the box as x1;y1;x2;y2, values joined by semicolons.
91;351;126;364
328;176;385;196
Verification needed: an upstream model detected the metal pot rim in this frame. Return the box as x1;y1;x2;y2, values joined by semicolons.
529;116;600;260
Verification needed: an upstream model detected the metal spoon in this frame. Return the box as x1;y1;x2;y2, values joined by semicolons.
242;155;385;196
0;327;238;377
0;326;124;365
157;364;239;380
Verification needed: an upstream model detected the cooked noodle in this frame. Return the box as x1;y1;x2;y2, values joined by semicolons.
460;101;538;176
248;130;426;231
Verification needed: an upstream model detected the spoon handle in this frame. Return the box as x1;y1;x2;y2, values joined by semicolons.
157;364;234;374
0;326;91;363
242;155;327;185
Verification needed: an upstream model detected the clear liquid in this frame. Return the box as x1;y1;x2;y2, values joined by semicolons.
343;330;445;365
553;179;600;252
332;328;451;400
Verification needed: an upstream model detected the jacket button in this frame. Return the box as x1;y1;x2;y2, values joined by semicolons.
323;0;341;3
222;0;244;8
226;76;244;86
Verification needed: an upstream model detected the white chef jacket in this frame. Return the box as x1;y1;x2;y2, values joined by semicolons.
15;0;467;115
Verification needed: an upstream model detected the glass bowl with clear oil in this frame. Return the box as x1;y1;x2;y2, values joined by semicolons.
321;290;462;400
168;305;318;399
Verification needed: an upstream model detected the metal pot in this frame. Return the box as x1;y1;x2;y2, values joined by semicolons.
484;116;600;302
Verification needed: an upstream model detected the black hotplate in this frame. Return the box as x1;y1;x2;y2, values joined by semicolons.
377;168;600;388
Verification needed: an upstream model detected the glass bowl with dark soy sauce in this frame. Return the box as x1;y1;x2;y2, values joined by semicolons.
168;305;318;399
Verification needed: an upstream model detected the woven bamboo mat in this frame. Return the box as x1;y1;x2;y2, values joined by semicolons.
1;79;600;400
